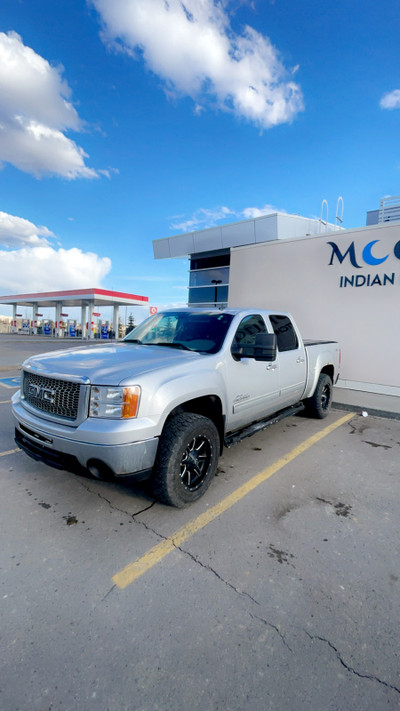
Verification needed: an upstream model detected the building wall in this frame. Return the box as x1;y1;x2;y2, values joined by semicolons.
366;209;379;226
228;222;400;395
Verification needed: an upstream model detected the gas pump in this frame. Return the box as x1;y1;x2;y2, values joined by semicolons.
43;320;52;336
68;319;77;337
34;313;43;334
101;321;109;339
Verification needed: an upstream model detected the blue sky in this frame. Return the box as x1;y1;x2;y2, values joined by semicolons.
1;0;399;322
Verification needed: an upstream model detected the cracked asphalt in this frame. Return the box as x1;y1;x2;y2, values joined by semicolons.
1;343;399;710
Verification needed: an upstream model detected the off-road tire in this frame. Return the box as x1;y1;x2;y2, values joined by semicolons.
152;413;220;507
304;373;333;419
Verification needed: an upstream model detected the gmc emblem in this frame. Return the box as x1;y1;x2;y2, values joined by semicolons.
28;384;56;404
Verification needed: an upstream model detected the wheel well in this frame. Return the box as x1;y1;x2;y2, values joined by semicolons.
166;396;224;454
320;365;334;382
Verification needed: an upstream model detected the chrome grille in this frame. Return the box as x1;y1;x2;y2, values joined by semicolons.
22;371;81;420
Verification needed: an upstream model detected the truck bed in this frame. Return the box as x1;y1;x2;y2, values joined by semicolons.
304;340;338;346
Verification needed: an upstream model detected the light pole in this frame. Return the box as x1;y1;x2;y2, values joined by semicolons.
211;279;222;306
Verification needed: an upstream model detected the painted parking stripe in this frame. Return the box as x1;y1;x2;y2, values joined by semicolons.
113;411;355;590
0;448;20;457
0;377;20;388
0;400;11;404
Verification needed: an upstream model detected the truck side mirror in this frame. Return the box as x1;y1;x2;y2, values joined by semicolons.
254;333;277;362
231;333;277;361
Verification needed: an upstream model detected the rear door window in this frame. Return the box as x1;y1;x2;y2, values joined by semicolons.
269;315;298;352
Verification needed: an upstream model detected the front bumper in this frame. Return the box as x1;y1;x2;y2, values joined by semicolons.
12;393;158;478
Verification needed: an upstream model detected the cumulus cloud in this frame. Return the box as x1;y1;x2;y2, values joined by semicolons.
170;202;283;231
92;0;304;128
241;203;284;219
380;89;400;110
0;211;55;248
0;31;100;178
0;245;112;294
0;210;111;294
170;205;236;231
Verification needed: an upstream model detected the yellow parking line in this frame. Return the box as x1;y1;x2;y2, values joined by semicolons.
0;448;20;457
0;400;11;404
113;411;355;589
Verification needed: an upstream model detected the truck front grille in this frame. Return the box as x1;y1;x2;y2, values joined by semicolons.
22;371;81;421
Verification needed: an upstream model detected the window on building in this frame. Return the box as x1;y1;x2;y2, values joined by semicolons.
189;267;229;288
188;285;229;306
190;253;230;270
188;250;231;307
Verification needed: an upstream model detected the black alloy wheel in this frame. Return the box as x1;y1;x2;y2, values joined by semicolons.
152;412;220;507
304;372;333;419
180;434;213;491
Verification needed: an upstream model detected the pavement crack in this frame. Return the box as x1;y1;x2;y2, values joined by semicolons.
78;481;156;519
304;631;400;695
133;518;170;542
131;501;156;517
363;440;392;450
250;613;292;652
102;584;116;601
172;545;261;606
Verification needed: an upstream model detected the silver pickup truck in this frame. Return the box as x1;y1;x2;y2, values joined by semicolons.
12;308;340;506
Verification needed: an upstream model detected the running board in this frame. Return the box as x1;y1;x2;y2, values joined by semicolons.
224;402;305;448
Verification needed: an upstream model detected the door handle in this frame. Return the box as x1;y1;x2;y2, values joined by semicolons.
266;364;277;370
296;357;305;363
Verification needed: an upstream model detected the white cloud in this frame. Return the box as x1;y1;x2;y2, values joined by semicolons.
0;212;111;294
0;209;112;294
0;244;111;294
170;205;236;231
92;0;304;129
0;31;100;178
241;203;285;218
0;211;55;248
380;89;400;110
170;202;284;231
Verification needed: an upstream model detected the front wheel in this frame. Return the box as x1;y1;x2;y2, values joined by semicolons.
304;373;333;419
152;413;220;507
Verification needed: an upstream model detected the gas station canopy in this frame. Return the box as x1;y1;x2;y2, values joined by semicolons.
0;287;148;308
0;288;149;339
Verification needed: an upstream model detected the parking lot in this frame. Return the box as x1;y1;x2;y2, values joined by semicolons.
1;336;399;710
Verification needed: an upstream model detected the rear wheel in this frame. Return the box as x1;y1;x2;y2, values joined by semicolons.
304;373;333;419
152;413;220;507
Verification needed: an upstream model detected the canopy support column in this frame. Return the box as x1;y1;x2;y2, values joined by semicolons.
81;305;87;339
87;302;95;339
32;302;38;334
12;304;17;333
113;304;119;340
55;302;63;337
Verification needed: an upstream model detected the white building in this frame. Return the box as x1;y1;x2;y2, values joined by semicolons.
153;212;340;308
154;208;400;415
366;195;400;226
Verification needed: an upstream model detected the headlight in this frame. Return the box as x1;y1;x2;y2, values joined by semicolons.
89;385;141;419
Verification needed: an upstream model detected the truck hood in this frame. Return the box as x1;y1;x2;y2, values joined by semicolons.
23;343;204;385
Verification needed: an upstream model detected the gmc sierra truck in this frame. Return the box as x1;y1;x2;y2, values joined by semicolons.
12;308;340;507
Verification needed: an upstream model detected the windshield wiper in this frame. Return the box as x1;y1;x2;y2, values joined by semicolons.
151;342;191;351
125;338;143;344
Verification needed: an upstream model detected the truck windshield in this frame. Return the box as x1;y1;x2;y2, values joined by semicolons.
123;311;234;354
